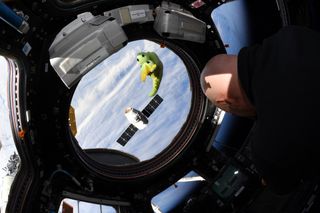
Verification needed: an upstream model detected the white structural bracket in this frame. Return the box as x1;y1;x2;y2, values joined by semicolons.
153;1;207;43
49;12;128;88
104;4;154;26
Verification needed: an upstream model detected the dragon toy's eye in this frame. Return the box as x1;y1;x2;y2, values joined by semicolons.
137;58;139;61
147;61;150;63
142;54;145;57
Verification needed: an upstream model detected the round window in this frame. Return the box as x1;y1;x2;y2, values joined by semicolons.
70;39;192;165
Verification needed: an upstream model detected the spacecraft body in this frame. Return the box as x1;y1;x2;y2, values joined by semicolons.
124;107;148;130
117;94;163;146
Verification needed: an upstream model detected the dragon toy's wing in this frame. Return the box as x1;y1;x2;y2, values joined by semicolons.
140;63;157;82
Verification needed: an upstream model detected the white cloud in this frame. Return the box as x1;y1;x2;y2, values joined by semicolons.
0;56;19;204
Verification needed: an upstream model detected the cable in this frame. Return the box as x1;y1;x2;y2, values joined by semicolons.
48;169;81;187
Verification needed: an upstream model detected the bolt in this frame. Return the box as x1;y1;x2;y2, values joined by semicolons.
212;165;219;171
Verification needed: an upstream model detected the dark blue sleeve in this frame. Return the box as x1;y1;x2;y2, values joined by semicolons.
237;25;320;194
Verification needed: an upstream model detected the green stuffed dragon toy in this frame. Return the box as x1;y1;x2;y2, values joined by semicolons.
137;52;163;97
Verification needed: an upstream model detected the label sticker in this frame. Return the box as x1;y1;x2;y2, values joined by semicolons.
130;10;146;20
191;0;206;8
22;42;32;56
